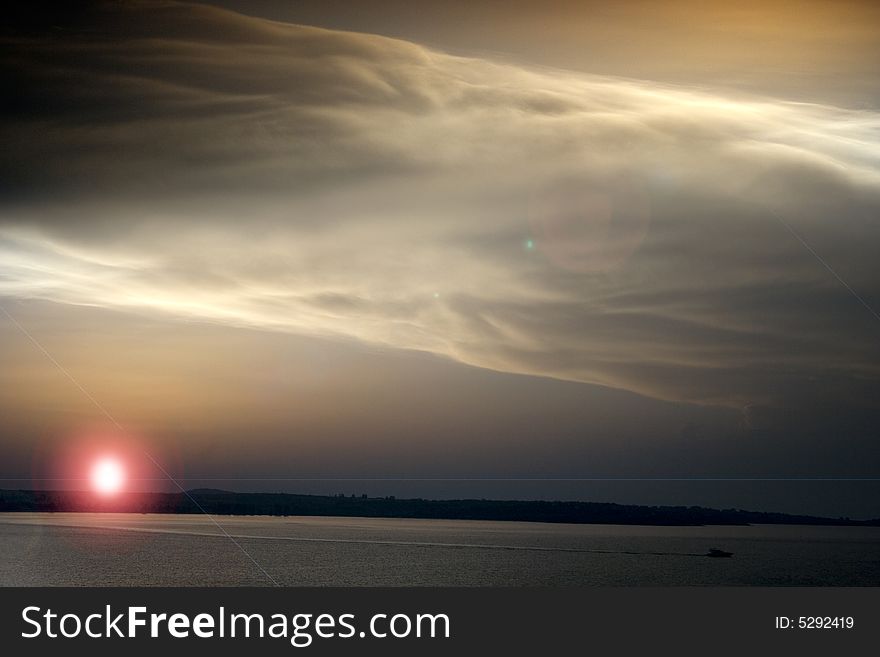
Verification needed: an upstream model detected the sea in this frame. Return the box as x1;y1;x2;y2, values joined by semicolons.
1;512;878;586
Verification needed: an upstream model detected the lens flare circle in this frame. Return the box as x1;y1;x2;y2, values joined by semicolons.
91;457;125;496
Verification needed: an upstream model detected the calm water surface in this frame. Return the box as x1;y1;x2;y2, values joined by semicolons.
1;513;878;586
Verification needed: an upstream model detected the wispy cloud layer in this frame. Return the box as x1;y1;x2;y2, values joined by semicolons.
2;1;879;409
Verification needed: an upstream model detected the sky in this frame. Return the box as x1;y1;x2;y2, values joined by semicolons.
1;1;879;516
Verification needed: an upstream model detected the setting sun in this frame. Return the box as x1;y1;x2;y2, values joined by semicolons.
91;458;125;496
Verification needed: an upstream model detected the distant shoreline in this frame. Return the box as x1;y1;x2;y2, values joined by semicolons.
2;488;878;527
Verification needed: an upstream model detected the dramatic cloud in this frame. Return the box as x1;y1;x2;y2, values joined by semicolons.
1;1;879;410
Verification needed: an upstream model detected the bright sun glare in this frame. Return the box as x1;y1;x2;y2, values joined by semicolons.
91;457;125;496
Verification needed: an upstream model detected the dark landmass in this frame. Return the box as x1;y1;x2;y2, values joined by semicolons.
2;488;878;526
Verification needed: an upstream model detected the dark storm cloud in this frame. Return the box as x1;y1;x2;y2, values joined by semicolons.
1;0;879;410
